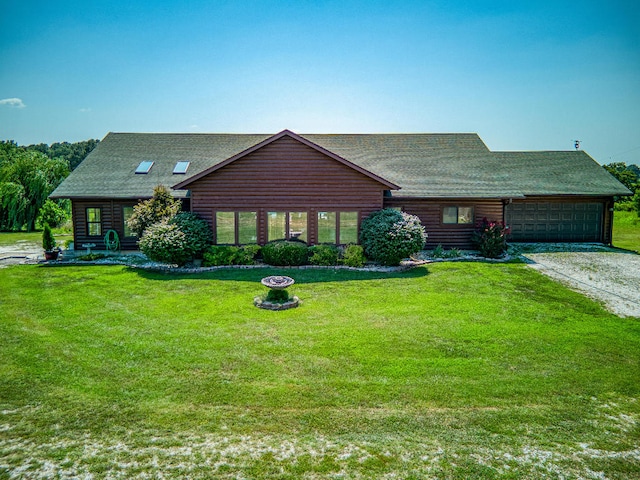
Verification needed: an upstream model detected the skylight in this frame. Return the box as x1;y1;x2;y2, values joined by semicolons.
173;161;190;174
135;161;154;174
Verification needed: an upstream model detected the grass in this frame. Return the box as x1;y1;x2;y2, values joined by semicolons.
1;263;639;478
0;227;72;247
613;210;640;253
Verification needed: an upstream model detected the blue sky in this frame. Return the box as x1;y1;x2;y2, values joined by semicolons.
1;0;639;164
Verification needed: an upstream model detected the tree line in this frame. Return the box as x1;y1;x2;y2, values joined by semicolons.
0;139;98;231
603;162;640;215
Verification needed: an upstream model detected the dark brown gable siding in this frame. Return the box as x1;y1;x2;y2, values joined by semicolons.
384;198;504;249
186;136;387;244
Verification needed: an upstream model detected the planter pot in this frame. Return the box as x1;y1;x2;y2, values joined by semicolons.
44;250;60;261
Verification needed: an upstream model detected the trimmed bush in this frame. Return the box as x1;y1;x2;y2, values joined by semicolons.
127;185;181;238
203;244;261;266
340;244;366;267
42;223;56;251
138;222;191;266
169;212;212;259
261;240;309;266
471;217;509;258
359;209;427;266
309;244;339;266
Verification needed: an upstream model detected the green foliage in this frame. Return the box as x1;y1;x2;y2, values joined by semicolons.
0;141;69;231
36;199;68;228
27;139;99;170
127;185;182;238
265;289;290;303
340;244;366;267
77;253;107;261
472;218;509;258
309;244;339;266
359;209;427;266
41;224;56;251
431;244;446;258
603;162;638;192
261;240;309;266
138;222;191;266
203;244;261;266
169;212;212;259
635;191;640;218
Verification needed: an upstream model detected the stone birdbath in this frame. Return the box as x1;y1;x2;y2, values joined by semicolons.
254;275;300;310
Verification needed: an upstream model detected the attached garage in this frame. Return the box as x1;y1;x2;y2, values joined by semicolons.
506;200;604;242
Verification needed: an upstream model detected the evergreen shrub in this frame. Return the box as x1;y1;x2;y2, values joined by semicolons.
42;223;57;251
169;212;212;259
261;240;309;266
359;209;427;266
203;244;261;266
138;222;191;266
340;244;366;267
309;244;339;266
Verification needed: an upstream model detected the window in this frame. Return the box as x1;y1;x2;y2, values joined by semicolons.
268;211;308;242
317;211;358;244
123;206;136;237
173;161;190;174
339;212;359;243
215;211;257;244
443;206;474;224
215;212;236;244
238;212;257;244
135;161;154;174
317;212;336;243
86;208;102;236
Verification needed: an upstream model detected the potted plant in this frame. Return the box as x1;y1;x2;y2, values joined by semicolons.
42;224;60;261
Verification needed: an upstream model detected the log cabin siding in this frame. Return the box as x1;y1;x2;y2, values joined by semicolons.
71;199;141;250
383;198;504;249
186;136;388;244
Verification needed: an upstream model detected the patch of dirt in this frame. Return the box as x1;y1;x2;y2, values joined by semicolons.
0;241;42;266
523;251;640;318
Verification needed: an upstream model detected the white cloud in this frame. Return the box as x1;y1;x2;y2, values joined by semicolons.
0;98;26;108
79;108;91;113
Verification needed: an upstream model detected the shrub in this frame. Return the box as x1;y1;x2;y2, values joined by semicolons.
431;244;445;258
42;223;56;251
359;209;427;266
309;244;339;266
169;212;212;259
472;217;510;258
265;289;290;303
138;222;191;266
261;240;309;266
37;199;68;229
127;185;181;238
340;244;366;267
202;244;260;266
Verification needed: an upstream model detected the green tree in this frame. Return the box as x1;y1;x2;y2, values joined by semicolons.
0;142;69;231
27;139;99;170
126;185;182;238
603;162;638;191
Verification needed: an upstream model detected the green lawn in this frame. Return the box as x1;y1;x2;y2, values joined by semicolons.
1;264;639;478
613;210;640;252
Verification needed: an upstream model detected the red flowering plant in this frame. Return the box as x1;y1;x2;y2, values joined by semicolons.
471;217;510;258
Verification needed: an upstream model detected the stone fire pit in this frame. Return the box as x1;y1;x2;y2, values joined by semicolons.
254;275;299;310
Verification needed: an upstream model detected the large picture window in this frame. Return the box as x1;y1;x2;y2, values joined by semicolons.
317;211;358;244
215;211;257;245
268;211;308;242
86;208;102;236
442;206;474;224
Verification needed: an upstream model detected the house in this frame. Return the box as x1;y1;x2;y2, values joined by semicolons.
50;129;631;250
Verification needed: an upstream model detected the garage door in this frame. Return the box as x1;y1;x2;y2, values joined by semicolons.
505;202;603;242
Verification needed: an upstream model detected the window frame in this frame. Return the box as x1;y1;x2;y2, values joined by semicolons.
86;207;102;237
215;211;258;245
267;211;308;242
316;211;359;245
442;206;474;225
122;206;136;238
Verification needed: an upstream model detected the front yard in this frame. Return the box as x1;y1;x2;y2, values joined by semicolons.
1;263;639;478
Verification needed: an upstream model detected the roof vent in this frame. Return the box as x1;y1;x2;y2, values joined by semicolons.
135;161;154;174
173;161;190;174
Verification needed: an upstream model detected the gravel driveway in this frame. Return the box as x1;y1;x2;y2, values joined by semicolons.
523;251;640;318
